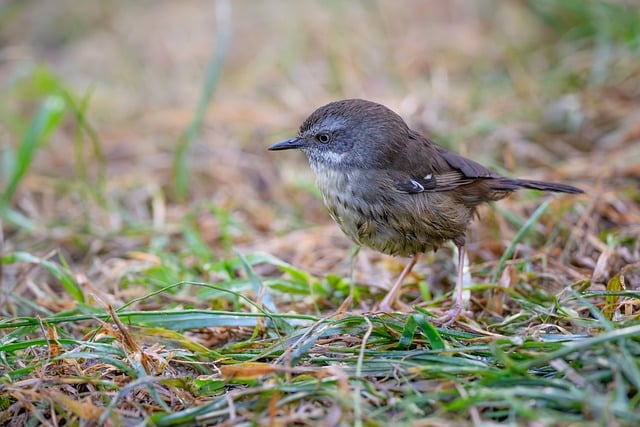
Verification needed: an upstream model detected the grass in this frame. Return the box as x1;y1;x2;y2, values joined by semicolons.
1;1;640;425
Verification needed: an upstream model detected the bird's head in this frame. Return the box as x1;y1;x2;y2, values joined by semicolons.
268;99;409;169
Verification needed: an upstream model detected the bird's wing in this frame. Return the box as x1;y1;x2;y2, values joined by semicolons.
439;150;500;179
392;135;500;194
393;170;478;193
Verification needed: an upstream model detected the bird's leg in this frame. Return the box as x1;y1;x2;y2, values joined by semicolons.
378;253;422;312
336;245;361;315
433;243;466;326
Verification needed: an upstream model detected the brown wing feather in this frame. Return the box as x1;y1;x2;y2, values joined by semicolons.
390;131;583;196
439;149;500;179
391;131;498;193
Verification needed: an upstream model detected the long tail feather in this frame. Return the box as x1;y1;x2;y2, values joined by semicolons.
493;178;584;194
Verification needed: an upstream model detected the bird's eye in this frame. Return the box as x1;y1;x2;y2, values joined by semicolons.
316;133;331;143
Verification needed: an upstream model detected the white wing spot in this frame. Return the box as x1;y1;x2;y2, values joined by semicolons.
410;179;425;192
424;173;433;180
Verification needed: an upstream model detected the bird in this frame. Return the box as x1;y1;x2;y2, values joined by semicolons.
268;99;583;325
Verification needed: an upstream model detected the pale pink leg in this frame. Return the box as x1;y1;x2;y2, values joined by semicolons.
433;244;465;326
378;253;422;312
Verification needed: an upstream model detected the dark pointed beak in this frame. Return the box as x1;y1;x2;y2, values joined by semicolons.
268;137;305;151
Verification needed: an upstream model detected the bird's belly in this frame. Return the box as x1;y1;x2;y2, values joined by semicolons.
315;168;450;257
337;206;445;257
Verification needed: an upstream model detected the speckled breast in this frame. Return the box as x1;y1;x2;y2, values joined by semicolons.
311;165;451;257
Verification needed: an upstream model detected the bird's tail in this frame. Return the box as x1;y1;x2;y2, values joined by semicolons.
493;178;584;194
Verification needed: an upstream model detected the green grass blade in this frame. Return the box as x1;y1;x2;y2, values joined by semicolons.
491;199;551;283
173;0;231;199
4;251;84;303
1;96;65;207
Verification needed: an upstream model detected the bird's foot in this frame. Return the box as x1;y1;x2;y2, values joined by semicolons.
431;303;463;326
377;301;393;313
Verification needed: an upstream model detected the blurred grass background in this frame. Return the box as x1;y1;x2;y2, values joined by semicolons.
1;0;640;425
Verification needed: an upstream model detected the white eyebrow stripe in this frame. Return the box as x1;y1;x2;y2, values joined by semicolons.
424;173;433;180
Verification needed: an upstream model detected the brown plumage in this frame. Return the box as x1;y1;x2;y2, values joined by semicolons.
269;99;583;325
